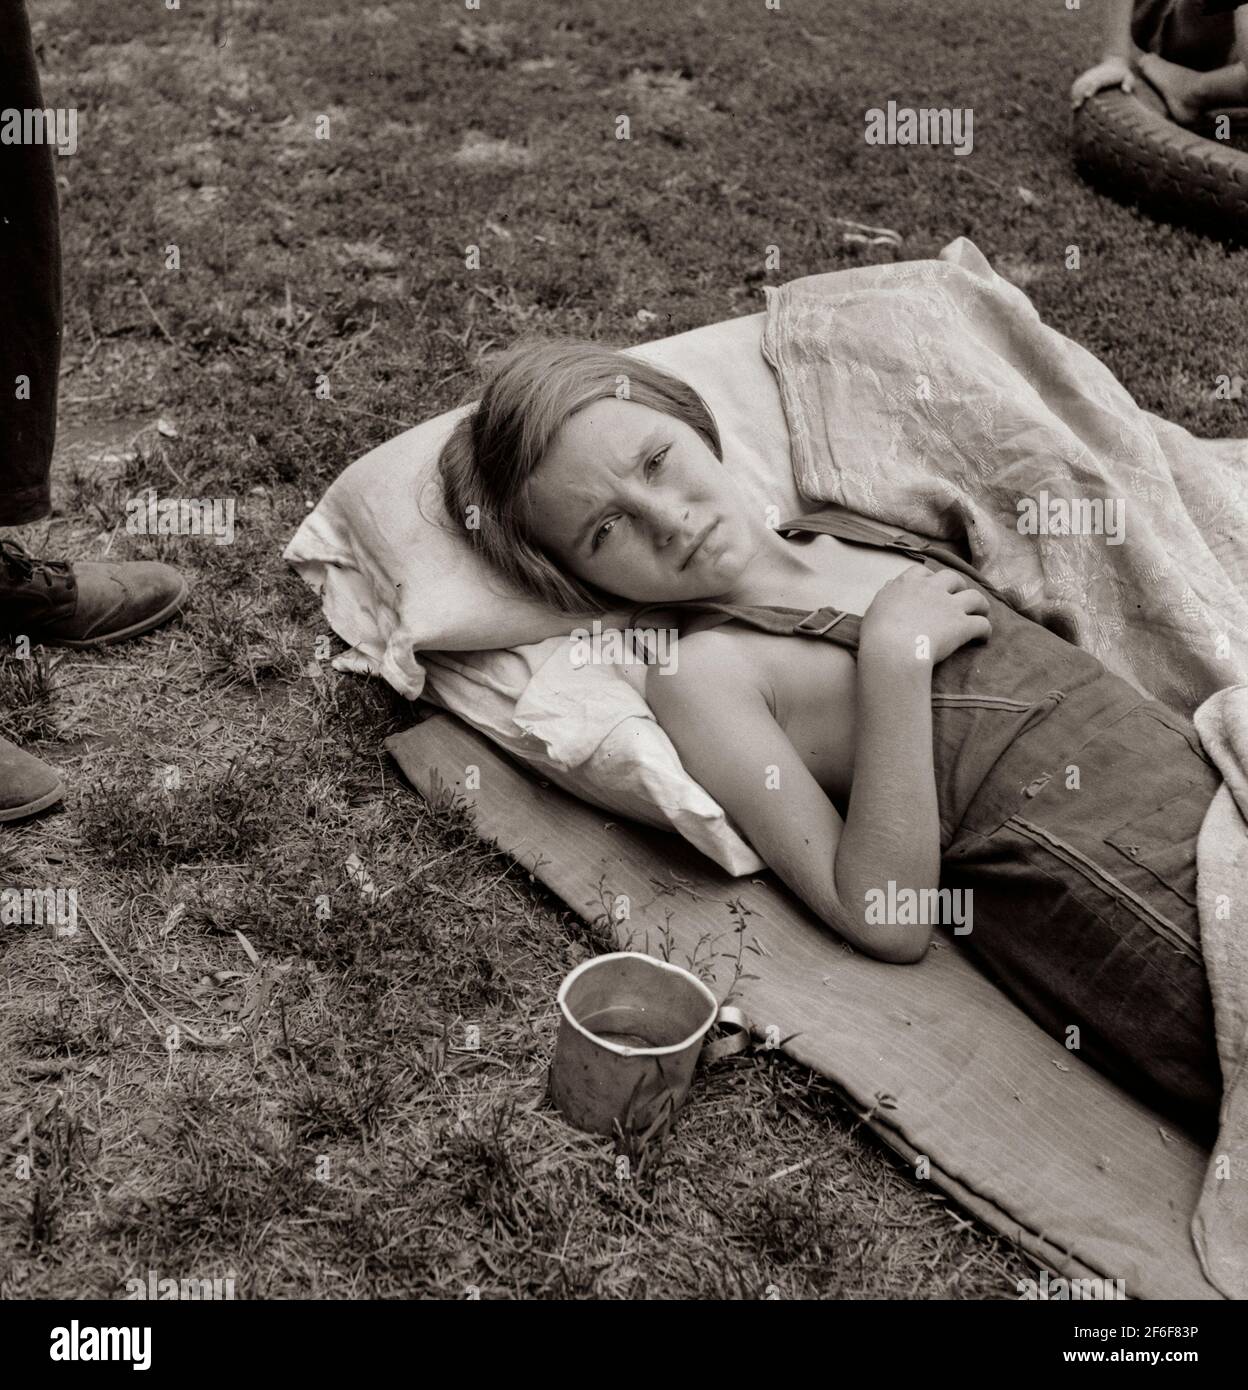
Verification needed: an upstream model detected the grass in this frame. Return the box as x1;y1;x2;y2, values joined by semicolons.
0;0;1243;1300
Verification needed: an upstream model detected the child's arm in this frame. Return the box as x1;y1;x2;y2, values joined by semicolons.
1071;0;1139;107
1100;0;1138;61
647;637;939;965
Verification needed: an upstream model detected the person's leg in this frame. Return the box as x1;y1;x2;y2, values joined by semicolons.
0;0;188;823
1135;0;1246;122
0;0;66;818
1138;52;1248;121
0;0;61;526
1130;0;1184;59
1159;0;1238;68
945;702;1224;1143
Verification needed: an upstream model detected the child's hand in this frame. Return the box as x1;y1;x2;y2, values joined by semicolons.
1071;57;1135;109
860;568;992;668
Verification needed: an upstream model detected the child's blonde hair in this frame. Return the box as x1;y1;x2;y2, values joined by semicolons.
437;337;722;614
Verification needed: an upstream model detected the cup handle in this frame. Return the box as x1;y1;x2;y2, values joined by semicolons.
701;1003;752;1063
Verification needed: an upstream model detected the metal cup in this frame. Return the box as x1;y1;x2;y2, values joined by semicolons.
548;951;721;1137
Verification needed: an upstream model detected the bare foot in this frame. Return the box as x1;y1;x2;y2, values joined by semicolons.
1138;52;1205;125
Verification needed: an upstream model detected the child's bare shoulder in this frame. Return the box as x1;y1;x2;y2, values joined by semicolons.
644;623;762;709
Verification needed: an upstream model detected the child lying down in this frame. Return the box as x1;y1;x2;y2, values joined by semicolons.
439;338;1224;1144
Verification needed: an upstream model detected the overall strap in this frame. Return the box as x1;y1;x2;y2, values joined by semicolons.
624;506;1004;649
628;597;863;649
780;504;1012;604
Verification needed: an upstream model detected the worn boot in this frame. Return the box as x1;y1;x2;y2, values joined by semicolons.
0;536;188;647
0;733;64;822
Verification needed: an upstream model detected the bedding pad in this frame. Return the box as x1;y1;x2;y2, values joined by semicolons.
386;713;1226;1301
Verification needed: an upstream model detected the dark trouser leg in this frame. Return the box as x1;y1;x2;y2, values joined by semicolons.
1133;0;1238;70
0;0;61;526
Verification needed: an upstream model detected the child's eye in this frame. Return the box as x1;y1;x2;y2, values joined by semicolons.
591;449;669;551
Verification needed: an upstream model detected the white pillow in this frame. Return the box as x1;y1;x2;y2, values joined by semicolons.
284;310;800;874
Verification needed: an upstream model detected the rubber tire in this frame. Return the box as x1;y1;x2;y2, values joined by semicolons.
1072;88;1248;243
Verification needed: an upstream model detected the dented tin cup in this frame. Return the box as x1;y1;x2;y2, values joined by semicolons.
549;951;720;1137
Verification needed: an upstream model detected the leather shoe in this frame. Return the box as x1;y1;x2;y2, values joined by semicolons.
1;536;188;648
0;733;64;822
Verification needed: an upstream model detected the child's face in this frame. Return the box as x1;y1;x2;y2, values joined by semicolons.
526;397;763;604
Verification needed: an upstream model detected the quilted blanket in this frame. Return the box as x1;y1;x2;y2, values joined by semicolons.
761;238;1248;716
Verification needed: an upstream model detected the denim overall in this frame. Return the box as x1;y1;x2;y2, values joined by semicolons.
631;505;1222;1138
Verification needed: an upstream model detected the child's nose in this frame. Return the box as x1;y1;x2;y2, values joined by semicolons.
634;497;686;547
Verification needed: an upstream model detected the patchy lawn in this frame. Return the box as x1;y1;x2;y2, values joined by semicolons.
1;0;1242;1300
